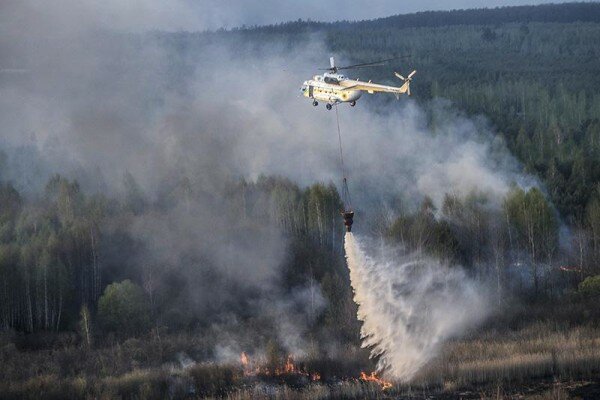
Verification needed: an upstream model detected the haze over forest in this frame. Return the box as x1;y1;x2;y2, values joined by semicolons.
4;0;581;32
1;2;600;399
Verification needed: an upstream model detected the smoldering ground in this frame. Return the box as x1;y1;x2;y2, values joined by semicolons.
1;0;541;377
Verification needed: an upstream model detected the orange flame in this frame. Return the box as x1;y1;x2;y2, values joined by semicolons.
559;265;582;272
239;352;321;381
284;355;295;373
360;371;393;390
240;352;260;376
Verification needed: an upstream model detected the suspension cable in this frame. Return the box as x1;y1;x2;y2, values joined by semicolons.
334;104;352;210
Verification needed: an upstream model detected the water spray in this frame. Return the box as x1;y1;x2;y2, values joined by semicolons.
344;232;489;381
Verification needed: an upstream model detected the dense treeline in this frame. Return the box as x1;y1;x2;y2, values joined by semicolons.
0;174;361;343
0;177;102;332
3;170;599;337
361;2;600;28
243;2;600;33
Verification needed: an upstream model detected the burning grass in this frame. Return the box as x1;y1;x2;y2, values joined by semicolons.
240;352;321;381
359;371;393;390
1;323;600;399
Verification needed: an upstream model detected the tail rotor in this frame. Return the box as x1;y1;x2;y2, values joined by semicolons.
394;70;417;96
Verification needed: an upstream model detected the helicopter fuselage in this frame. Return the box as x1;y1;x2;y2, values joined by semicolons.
300;70;413;109
301;73;362;106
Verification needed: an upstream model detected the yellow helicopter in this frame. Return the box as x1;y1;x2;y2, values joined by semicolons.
301;57;416;109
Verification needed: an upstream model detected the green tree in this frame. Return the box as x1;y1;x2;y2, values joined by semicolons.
578;274;600;297
45;174;81;226
305;183;342;248
98;280;151;336
504;187;558;294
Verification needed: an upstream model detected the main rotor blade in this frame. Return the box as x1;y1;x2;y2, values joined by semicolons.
330;56;335;69
336;56;411;71
318;64;385;71
318;55;411;72
337;64;386;70
408;70;417;79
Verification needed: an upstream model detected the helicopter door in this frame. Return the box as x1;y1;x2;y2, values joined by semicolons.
308;85;314;98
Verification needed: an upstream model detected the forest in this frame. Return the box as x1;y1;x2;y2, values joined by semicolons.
2;2;600;399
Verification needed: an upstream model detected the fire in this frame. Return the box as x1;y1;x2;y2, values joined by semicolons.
284;355;295;373
359;371;393;390
239;352;321;381
559;265;582;272
240;352;260;376
277;355;311;377
240;353;391;388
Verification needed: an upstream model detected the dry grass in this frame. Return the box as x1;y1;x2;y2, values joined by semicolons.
1;324;600;399
414;323;600;389
222;382;386;400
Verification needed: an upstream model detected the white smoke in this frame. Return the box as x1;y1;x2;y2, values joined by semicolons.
1;0;538;366
344;232;489;381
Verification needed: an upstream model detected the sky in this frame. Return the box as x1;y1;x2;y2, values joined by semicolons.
10;0;572;33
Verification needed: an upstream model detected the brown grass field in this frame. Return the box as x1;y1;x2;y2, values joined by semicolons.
1;322;600;399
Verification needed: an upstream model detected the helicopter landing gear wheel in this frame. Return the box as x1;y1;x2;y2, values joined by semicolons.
326;103;332;110
312;100;318;107
350;101;356;107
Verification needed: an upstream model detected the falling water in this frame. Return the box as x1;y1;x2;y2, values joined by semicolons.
344;232;488;381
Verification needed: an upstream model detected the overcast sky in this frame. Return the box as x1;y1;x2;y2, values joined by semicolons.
14;0;572;32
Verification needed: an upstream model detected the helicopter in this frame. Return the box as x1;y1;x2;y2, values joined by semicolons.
301;57;416;110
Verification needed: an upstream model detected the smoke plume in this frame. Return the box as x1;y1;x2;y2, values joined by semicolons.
0;0;539;364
